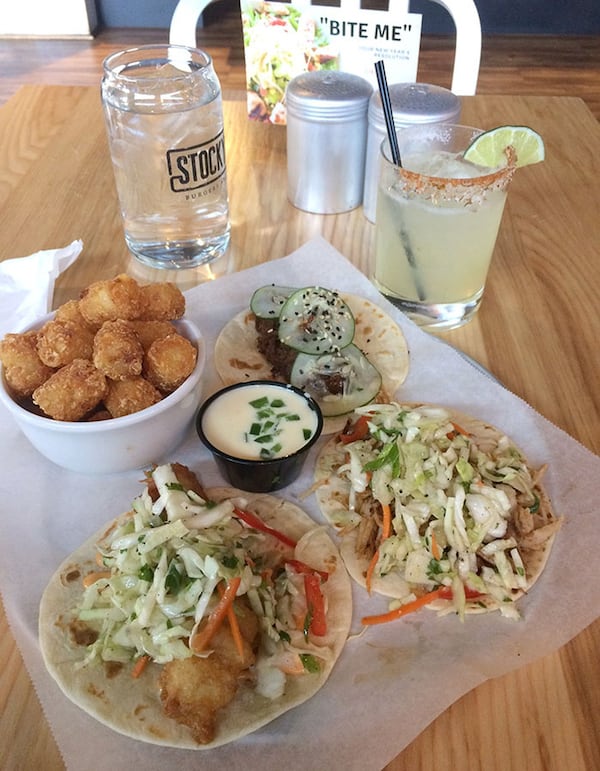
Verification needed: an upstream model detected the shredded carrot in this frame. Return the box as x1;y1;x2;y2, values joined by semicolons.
82;570;111;588
218;581;245;659
366;503;393;594
431;530;441;560
447;421;470;439
362;588;444;625
190;577;242;653
381;503;392;540
131;654;151;679
365;549;379;595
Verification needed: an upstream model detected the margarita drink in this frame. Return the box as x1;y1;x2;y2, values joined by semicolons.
373;124;515;329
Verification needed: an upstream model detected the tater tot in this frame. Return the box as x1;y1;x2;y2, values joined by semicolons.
36;318;95;368
103;376;163;418
0;331;55;398
33;359;108;421
0;331;39;369
143;333;197;393
138;282;185;321
93;319;144;381
54;299;97;330
86;409;113;422
130;320;177;351
79;274;142;326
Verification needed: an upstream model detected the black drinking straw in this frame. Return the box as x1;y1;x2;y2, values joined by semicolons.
374;59;426;301
375;60;401;167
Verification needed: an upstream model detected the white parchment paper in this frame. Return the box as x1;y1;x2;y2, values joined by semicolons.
1;238;599;771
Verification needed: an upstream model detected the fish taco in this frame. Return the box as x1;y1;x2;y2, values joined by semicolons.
214;285;409;432
39;463;352;748
314;404;561;622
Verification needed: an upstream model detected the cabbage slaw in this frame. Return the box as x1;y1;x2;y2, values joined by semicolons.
75;464;335;698
330;404;544;620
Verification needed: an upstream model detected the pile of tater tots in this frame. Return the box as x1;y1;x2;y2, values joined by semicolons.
0;274;197;421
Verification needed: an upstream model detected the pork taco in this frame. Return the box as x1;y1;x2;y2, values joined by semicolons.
39;463;352;748
314;404;562;621
214;285;409;432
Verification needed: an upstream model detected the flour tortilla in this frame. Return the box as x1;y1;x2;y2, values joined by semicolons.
314;406;561;612
213;293;410;433
39;487;352;748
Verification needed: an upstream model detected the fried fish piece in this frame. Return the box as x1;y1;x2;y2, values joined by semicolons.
79;274;142;326
32;358;108;421
143;333;197;393
93;319;144;381
158;603;259;744
36;318;95;368
145;462;208;502
103;376;162;418
0;331;55;398
138;282;185;321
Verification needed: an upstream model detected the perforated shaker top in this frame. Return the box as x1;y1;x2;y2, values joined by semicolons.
286;71;373;122
368;82;461;129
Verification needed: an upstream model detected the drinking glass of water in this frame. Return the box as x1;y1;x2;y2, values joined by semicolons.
101;45;230;270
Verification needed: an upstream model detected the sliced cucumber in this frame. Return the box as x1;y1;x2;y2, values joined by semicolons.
277;287;355;354
250;285;296;319
290;344;382;417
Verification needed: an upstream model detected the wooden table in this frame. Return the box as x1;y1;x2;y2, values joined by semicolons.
1;86;599;771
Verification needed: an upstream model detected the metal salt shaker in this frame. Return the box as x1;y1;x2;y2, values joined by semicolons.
286;71;373;214
362;83;462;223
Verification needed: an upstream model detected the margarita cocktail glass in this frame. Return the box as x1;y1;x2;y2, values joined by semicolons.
373;123;516;329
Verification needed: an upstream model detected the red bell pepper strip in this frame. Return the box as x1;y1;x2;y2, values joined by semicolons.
286;559;329;583
304;572;327;636
438;585;484;600
234;507;297;549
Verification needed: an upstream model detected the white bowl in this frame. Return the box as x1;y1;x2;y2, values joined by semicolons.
0;314;206;474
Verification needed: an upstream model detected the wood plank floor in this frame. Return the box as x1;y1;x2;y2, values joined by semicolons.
0;0;599;120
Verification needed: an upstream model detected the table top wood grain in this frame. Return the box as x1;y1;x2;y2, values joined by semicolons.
1;85;599;771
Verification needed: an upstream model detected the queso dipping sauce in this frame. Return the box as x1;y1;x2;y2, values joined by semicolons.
196;381;323;492
201;382;319;459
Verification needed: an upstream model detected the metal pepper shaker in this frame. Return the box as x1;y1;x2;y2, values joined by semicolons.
286;71;373;214
362;83;462;222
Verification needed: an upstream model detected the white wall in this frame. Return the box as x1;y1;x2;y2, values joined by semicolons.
0;0;97;37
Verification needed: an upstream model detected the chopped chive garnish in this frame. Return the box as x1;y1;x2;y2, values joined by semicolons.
250;396;269;408
243;390;314;460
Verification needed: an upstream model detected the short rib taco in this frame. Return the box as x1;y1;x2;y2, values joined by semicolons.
314;404;562;622
214;285;409;431
39;463;352;748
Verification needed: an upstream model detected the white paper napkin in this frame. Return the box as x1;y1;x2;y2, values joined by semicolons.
1;238;599;771
0;240;82;336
